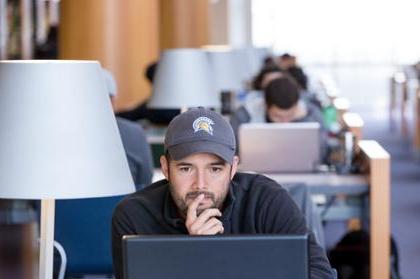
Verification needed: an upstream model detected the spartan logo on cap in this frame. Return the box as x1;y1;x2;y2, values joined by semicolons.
192;116;214;135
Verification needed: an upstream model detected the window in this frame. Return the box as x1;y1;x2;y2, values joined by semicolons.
252;0;420;65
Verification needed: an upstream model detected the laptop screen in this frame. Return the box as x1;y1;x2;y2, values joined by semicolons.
239;122;321;173
123;234;309;279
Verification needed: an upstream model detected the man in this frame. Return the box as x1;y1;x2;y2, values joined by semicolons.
251;64;283;90
111;107;334;279
230;75;327;161
278;53;297;71
233;75;324;126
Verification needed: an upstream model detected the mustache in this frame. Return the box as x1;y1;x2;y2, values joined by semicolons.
185;191;215;200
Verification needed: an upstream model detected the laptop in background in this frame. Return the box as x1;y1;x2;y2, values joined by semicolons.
239;122;321;173
123;234;309;279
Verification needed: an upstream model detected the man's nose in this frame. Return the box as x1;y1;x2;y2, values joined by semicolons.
193;169;207;190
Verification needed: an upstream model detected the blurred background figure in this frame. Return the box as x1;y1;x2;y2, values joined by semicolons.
278;53;296;70
103;69;154;189
231;75;327;161
252;64;283;90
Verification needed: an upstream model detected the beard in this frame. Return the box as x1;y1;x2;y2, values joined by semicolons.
169;184;230;218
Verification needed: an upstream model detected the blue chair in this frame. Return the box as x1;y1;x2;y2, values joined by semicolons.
284;183;325;249
54;195;126;278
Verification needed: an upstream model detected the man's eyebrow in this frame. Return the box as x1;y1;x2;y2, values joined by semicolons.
210;161;227;166
175;162;193;167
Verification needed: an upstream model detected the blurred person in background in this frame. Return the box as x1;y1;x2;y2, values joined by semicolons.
103;69;154;189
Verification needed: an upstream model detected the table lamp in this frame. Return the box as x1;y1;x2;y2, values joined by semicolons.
233;47;270;85
147;48;219;111
0;60;135;279
252;47;271;72
207;49;244;93
206;49;245;114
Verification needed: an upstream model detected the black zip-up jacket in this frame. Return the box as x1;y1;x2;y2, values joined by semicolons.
112;173;334;279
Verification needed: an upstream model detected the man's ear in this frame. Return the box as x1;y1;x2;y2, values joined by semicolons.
160;155;169;180
230;156;240;179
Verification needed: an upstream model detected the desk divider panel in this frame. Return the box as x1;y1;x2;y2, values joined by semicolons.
359;140;390;279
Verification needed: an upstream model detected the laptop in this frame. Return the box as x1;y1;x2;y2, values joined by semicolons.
123;234;309;279
239;122;321;173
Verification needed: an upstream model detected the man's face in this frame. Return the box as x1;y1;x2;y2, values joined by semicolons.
160;152;238;218
267;104;298;123
278;57;295;70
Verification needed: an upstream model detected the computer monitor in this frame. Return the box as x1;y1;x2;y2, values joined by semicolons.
239;122;321;173
123;234;309;279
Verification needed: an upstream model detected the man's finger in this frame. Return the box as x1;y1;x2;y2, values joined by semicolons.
186;194;204;225
200;223;224;235
188;209;222;234
196;217;223;234
194;208;222;225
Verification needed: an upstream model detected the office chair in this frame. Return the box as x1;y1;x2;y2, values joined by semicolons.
54;195;126;278
284;183;325;249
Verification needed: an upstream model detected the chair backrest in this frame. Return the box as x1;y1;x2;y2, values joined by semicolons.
54;195;125;276
283;183;325;249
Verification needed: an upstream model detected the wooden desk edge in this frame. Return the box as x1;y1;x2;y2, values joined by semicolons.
343;112;364;145
359;140;391;279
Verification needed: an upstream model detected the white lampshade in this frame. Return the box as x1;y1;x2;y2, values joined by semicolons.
232;48;253;84
252;47;271;72
0;60;135;279
148;48;219;109
233;47;271;83
207;49;244;92
0;60;135;199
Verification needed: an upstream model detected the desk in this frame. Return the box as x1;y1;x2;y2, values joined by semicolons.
358;140;390;279
389;70;420;158
342;112;364;146
333;97;350;124
265;172;367;196
267;172;369;222
389;72;409;135
271;141;391;279
267;140;389;279
390;68;420;131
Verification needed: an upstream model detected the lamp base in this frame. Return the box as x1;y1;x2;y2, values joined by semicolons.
39;199;55;279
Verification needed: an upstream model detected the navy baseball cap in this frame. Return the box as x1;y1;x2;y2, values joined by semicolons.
164;107;236;164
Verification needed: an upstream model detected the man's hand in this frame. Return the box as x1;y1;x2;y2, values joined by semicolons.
185;194;224;235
